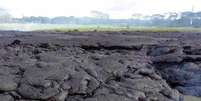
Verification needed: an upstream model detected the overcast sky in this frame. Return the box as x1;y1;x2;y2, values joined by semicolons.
0;0;200;19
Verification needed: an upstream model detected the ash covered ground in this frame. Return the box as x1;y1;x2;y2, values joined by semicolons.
0;31;201;101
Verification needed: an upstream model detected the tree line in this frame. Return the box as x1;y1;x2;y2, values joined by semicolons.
1;8;201;27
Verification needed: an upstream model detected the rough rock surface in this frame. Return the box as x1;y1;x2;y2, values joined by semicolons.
0;31;201;101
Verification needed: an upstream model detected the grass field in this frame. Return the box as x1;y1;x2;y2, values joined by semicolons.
1;23;201;32
184;96;201;101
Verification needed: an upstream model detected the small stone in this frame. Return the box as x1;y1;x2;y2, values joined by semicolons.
11;39;21;45
18;83;59;100
38;43;51;49
17;84;42;99
181;62;199;70
10;91;22;99
61;83;71;90
138;68;153;75
55;91;68;101
0;76;17;91
0;94;14;101
151;55;182;63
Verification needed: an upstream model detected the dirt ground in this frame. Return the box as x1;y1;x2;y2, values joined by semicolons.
0;31;201;101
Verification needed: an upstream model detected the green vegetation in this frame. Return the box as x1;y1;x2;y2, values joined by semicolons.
50;26;201;33
1;23;201;33
184;96;201;101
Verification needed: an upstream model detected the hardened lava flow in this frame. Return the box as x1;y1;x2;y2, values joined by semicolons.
0;31;201;101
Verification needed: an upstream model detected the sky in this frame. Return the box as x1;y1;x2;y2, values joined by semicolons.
0;0;201;19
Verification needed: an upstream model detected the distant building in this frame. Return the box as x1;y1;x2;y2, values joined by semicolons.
151;14;165;20
0;8;12;23
132;13;144;20
90;11;110;19
164;12;181;20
